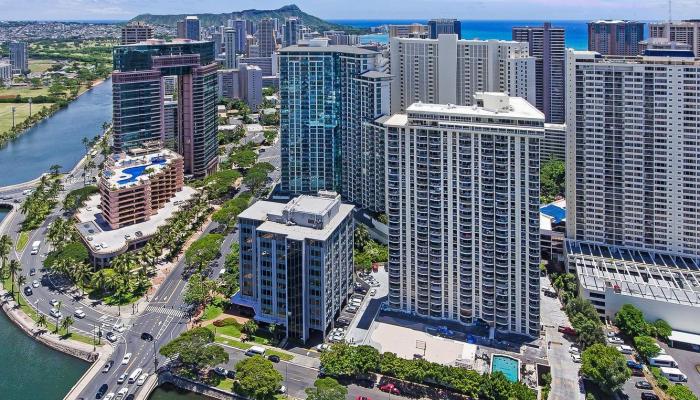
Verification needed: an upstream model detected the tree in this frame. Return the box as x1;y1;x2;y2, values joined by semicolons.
540;158;565;203
354;225;370;251
650;319;672;340
8;259;21;298
571;313;605;349
319;342;356;377
184;234;223;272
263;130;277;145
0;234;12;278
49;164;62;176
183;273;211;313
242;320;258;337
234;355;283;400
159;327;229;371
61;315;74;335
479;372;513;400
352;345;380;375
580;343;630;394
615;304;649;338
229;147;258;170
36;314;48;333
305;378;348;400
633;336;660;360
16;275;27;305
243;162;275;197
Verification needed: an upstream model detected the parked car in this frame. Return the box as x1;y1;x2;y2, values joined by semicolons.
29;268;36;276
607;336;624;345
627;360;643;370
641;393;660;400
345;305;359;313
214;367;228;376
379;383;400;395
102;361;114;373
635;380;652;390
32;280;40;287
617;345;634;354
316;343;331;352
569;345;580;354
571;354;581;363
49;299;59;307
369;289;376;296
558;325;577;336
268;355;281;363
226;370;236;379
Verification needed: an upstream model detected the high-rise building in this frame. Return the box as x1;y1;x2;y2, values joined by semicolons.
388;24;428;38
279;42;390;211
649;20;700;56
235;191;355;342
566;50;700;330
9;41;28;74
112;39;219;177
512;22;565;123
256;18;277;57
177;16;201;40
0;62;12;84
383;93;543;337
217;64;263;110
428;18;462;39
163;100;179;152
121;22;153;45
587;20;645;56
324;31;359;46
566;49;700;257
223;28;238;69
283;17;301;47
239;56;276;76
541;123;566;162
231;19;248;54
390;35;535;114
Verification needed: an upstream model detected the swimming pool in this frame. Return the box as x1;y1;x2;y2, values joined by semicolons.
491;354;519;383
117;157;167;185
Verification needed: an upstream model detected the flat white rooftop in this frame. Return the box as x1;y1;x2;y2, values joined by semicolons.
406;95;544;121
75;187;196;256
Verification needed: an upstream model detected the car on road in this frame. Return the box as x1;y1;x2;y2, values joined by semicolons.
141;332;154;341
635;380;652;390
214;366;228;376
102;361;114;373
96;384;109;399
278;385;286;394
136;372;149;386
569;345;580;354
369;288;376;296
103;392;115;400
74;309;86;319
641;393;660;400
49;308;62;319
105;332;117;343
607;336;624;345
121;353;132;365
32;280;39;288
29;268;36;276
379;383;400;395
117;373;127;384
49;299;59;307
113;322;126;333
268;355;280;363
24;286;33;296
116;387;129;400
571;354;581;363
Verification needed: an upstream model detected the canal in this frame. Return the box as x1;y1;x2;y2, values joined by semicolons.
0;79;112;187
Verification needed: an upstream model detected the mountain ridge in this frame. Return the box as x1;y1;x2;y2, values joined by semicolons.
130;4;366;34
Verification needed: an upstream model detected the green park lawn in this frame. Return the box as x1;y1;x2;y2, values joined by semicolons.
201;304;223;321
0;86;51;99
28;59;57;74
0;103;53;134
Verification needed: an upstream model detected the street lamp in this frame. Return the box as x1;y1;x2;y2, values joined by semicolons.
28;98;32;116
152;339;159;371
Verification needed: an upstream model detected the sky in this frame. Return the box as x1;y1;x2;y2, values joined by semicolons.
0;0;698;21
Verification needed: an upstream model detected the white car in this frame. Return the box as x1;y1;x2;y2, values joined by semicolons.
113;322;126;333
278;385;287;394
103;393;115;400
74;309;86;319
49;299;59;307
136;372;149;386
315;343;331;352
49;308;62;319
369;289;376;296
116;388;128;400
569;346;580;354
571;353;581;363
607;337;624;345
121;352;132;365
32;280;40;288
617;345;634;354
117;373;127;384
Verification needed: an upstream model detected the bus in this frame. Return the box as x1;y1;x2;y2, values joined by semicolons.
659;367;687;382
649;354;678;368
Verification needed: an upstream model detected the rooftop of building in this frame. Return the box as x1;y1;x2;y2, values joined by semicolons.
75;187;196;255
102;147;181;190
360;70;392;79
567;240;700;307
238;192;354;241
118;38;211;47
392;35;525;45
404;93;544;121
589;20;642;24
570;49;700;64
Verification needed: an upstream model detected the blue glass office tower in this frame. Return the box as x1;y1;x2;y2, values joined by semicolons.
279;42;390;211
428;18;462;39
112;39;218;177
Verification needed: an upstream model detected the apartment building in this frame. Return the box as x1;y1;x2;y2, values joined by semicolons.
112;39;219;177
283;17;301;47
223;27;238;69
383;93;543;337
120;22;153;45
177;16;201;40
389;35;535;113
279;41;390;212
512;22;566;123
256;18;277;57
542;123;566;161
388;24;428;39
9;41;28;74
587;20;645;56
235;192;355;342
649;20;700;56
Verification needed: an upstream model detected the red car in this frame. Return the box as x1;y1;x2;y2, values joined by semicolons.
379;383;401;395
558;325;577;336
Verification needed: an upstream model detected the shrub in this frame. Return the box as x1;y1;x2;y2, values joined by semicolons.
213;317;241;328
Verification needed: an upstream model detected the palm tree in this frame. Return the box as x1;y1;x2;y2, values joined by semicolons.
36;314;48;333
8;260;21;299
49;164;62;177
60;316;74;336
242;320;258;337
81;137;90;155
91;268;109;292
0;234;12;278
71;261;90;297
16;275;26;306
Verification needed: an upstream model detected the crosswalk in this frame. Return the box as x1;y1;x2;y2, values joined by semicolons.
145;305;186;318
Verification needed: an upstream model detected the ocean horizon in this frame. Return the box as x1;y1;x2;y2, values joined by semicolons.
329;19;602;50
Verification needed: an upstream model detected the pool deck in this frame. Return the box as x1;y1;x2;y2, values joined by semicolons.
491;354;520;382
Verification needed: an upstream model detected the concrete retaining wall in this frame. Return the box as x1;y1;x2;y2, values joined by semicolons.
157;372;245;400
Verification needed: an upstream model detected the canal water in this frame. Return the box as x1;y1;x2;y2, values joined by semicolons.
0;79;112;187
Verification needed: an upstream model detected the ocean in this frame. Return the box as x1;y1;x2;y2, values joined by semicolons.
329;19;591;50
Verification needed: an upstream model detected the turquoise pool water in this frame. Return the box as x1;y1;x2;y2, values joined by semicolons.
491;355;519;383
117;157;167;185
